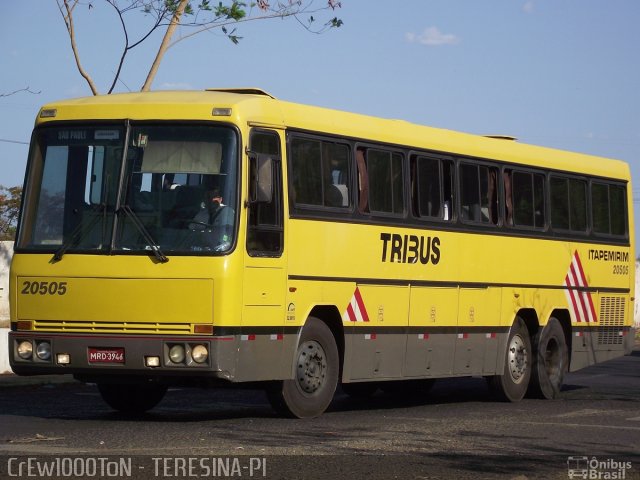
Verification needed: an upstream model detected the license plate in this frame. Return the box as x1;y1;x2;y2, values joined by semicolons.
88;347;125;364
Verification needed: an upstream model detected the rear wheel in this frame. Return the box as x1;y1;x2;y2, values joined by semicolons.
488;317;531;402
267;318;339;418
97;383;167;414
527;318;568;399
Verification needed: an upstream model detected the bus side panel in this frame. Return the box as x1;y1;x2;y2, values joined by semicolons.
455;287;502;376
235;263;289;382
405;287;457;377
348;285;408;380
232;331;297;382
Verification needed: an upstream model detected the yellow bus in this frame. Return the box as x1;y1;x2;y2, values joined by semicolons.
9;89;635;418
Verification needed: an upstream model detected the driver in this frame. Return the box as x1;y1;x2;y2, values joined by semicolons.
188;188;234;249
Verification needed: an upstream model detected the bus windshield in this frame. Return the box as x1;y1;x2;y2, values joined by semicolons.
18;123;239;256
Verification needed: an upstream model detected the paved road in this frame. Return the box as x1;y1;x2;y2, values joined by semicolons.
0;350;639;479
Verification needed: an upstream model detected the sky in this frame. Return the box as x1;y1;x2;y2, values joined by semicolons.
1;0;639;249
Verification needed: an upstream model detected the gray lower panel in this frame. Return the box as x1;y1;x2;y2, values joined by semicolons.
453;333;500;376
404;333;455;377
233;333;298;382
346;329;508;382
349;332;406;380
569;327;631;372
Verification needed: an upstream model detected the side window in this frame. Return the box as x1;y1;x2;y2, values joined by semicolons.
506;170;545;228
290;138;321;206
289;136;350;209
569;178;587;232
610;185;627;236
87;147;105;205
592;182;628;236
411;155;454;221
591;182;609;234
460;162;499;225
550;176;569;230
533;174;545;228
366;149;404;215
550;175;587;233
247;130;283;257
356;147;368;213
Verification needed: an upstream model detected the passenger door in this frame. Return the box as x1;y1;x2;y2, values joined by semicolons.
239;129;288;380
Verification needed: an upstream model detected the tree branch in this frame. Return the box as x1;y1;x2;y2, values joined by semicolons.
0;87;41;98
141;0;190;92
166;1;342;50
57;0;100;95
106;1;169;93
106;1;130;94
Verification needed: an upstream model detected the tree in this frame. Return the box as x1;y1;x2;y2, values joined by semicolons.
0;87;41;98
0;186;22;241
57;0;343;95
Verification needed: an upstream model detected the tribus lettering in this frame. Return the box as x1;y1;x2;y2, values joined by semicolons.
380;233;441;265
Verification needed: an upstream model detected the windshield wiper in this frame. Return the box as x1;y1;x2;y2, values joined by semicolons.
118;205;169;263
51;204;106;263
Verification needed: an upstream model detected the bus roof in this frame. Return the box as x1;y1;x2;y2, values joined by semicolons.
36;89;629;181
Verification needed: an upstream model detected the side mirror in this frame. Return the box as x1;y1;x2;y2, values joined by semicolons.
250;153;273;203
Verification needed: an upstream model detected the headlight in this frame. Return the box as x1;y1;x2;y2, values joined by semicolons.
191;344;208;364
36;341;52;361
57;353;71;365
169;344;185;364
17;340;33;360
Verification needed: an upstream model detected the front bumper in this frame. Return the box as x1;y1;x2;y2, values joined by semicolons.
8;331;238;380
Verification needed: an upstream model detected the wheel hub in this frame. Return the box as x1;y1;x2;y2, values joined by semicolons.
296;341;327;394
508;334;528;384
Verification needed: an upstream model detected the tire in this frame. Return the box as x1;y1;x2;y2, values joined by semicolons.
488;317;531;402
267;318;339;418
97;383;167;414
527;318;568;399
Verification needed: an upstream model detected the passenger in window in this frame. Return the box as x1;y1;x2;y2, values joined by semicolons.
189;188;234;251
503;171;513;226
162;174;180;191
442;200;451;220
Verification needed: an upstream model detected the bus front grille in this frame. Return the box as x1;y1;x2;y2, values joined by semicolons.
33;320;192;335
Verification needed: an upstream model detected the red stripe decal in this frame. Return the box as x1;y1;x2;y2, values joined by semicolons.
346;303;356;322
570;262;590;322
354;288;370;322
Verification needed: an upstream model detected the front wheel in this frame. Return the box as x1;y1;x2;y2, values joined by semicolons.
97;383;167;414
527;318;568;399
267;318;339;418
488;317;531;402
